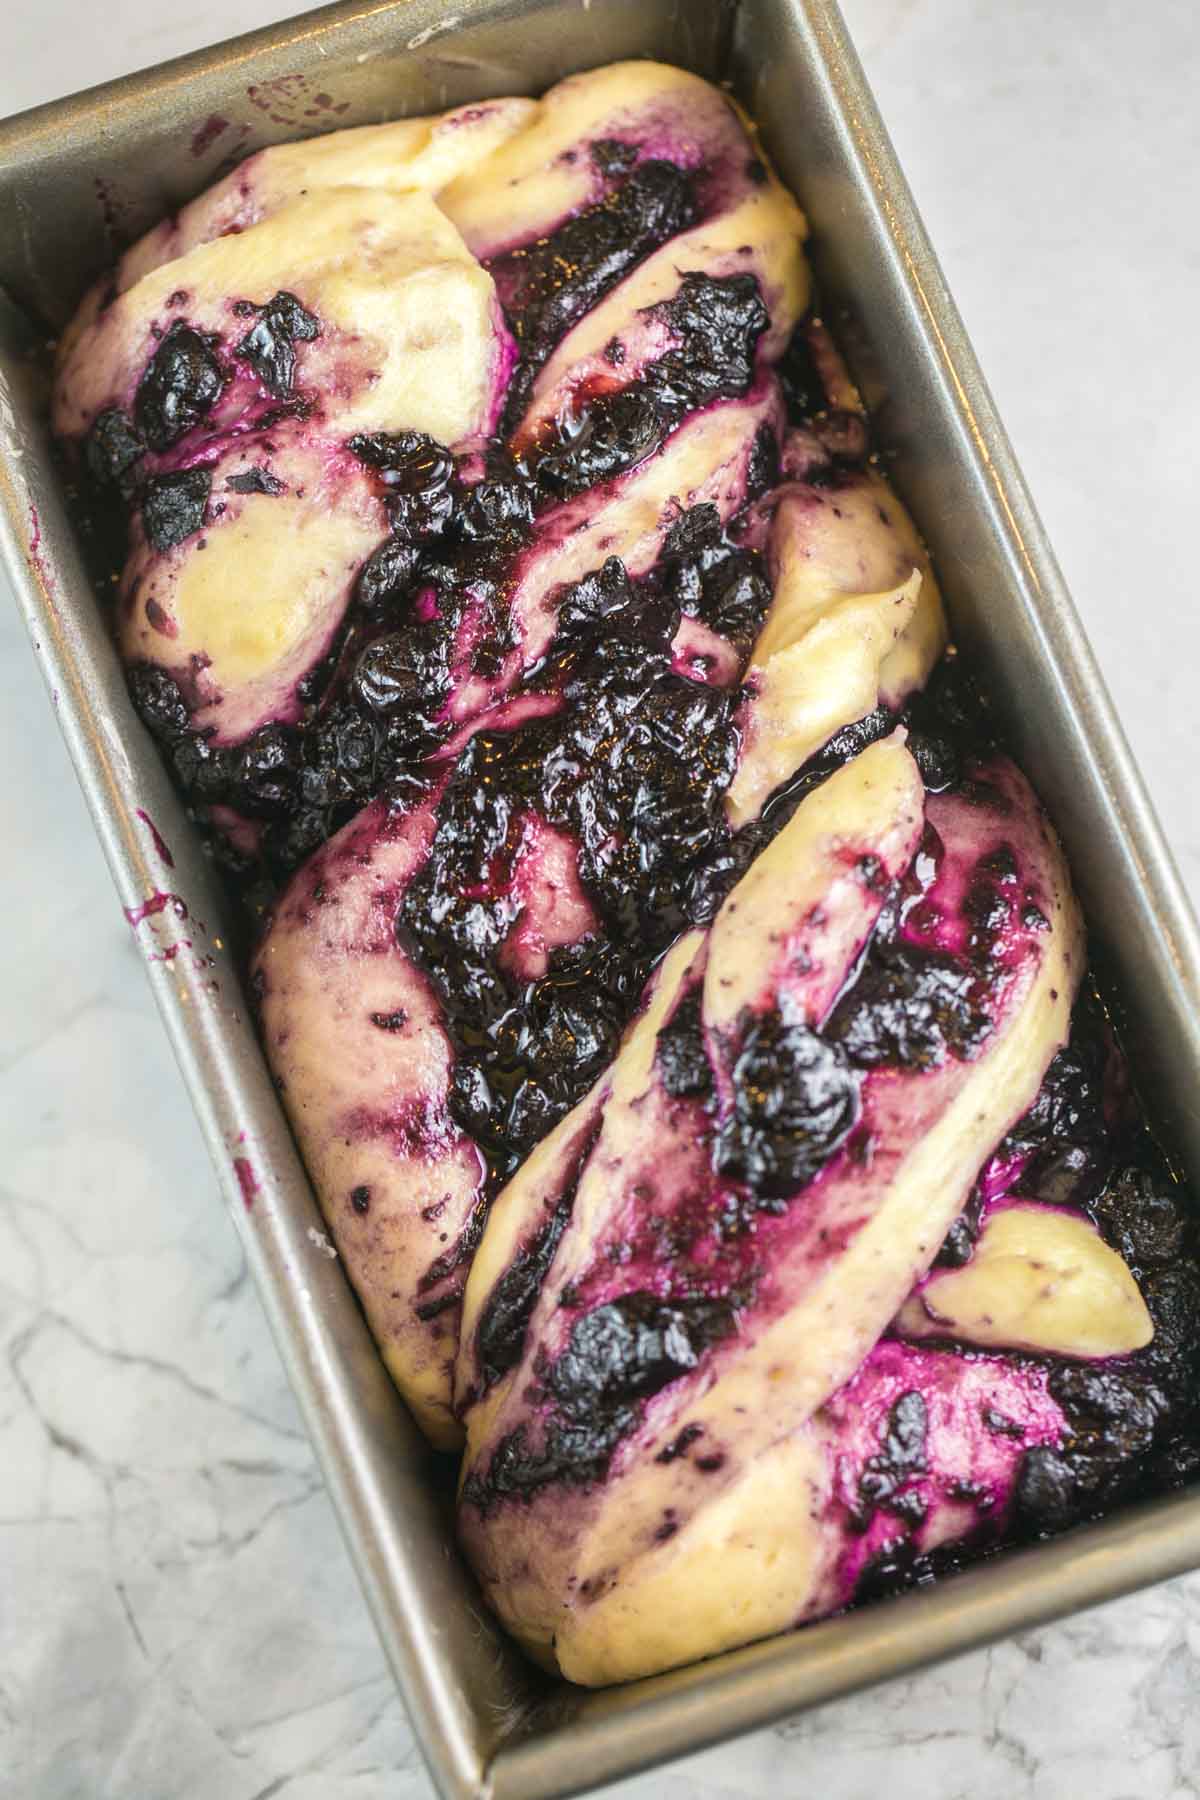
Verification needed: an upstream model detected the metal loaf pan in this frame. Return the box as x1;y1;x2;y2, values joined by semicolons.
2;2;1199;1794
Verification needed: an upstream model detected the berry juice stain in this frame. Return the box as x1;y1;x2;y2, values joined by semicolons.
135;807;175;867
124;890;188;926
190;114;229;158
233;1156;259;1210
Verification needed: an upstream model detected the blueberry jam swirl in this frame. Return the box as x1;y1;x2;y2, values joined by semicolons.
120;257;774;889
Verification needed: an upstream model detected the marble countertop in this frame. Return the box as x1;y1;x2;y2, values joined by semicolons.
4;2;1200;1794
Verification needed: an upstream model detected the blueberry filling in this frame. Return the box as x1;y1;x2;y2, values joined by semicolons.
854;1533;981;1607
642;500;774;658
640;271;770;414
394;562;1026;1211
473;1197;575;1393
655;990;713;1100
348;431;458;541
127;661;193;739
532;387;665;499
141;467;212;553
933;1183;987;1269
488;159;698;431
124;432;545;876
134;321;225;450
84;407;145;495
777;319;834;425
233;289;320;396
824;944;992;1071
396;533;770;1186
900;974;1200;1547
464;1291;736;1509
114;270;774;884
413;1199;489;1323
1005;991;1112;1205
1092;1165;1191;1269
549;1291;736;1414
521;273;770;503
714;1012;861;1201
858;1127;1200;1602
472;1119;603;1395
851;1390;929;1532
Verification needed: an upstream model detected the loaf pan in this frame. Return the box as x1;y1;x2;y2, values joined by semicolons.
3;2;1200;1795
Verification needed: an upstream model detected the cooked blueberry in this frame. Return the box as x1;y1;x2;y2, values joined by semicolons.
84;407;145;493
1005;1017;1107;1169
348;430;455;485
127;662;191;740
234;290;320;395
170;731;224;796
826;945;991;1071
645;514;773;659
1091;1165;1190;1269
1015;1445;1077;1533
353;535;423;619
520;980;624;1090
1151;1434;1200;1490
141;467;211;552
853;1390;929;1525
134;322;225;450
348;430;457;541
934;1183;986;1267
263;806;332;877
525;272;768;494
645;272;769;413
504;1078;564;1153
534;388;665;499
716;1012;860;1199
854;1539;926;1602
474;1159;592;1393
907;729;960;792
745;419;781;498
462;1413;633;1509
1047;1365;1164;1461
683;824;768;926
548;1291;736;1416
555;556;637;637
662;503;723;561
656;991;712;1100
230;721;302;817
1141;1265;1200;1372
350;626;451;718
456;451;536;544
702;560;772;653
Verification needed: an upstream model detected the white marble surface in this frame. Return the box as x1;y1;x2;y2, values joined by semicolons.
3;2;1200;1794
